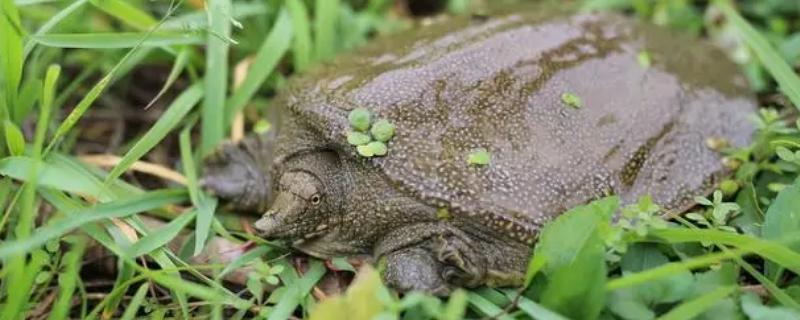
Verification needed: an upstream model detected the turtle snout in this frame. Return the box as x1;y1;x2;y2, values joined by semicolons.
254;192;307;239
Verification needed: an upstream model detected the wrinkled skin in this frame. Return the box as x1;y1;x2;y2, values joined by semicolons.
203;5;756;294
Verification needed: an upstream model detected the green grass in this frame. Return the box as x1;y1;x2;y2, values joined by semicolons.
0;0;799;319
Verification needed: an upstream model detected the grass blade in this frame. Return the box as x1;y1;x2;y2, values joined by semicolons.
142;267;250;308
32;32;204;48
0;189;187;259
162;2;267;30
650;228;800;275
144;46;191;110
269;260;326;320
23;0;89;57
201;0;232;156
120;283;151;320
127;210;197;258
1;0;24;102
715;0;800;110
215;245;271;281
467;292;515;320
657;286;737;320
49;236;88;320
225;7;293;121
104;83;203;184
313;0;340;61
607;249;744;291
35;64;59;153
3;120;25;155
0;156;110;200
179;123;219;255
193;195;219;256
287;0;312;71
89;0;156;30
504;292;569;320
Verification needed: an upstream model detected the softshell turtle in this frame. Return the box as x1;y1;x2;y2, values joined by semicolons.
202;5;756;294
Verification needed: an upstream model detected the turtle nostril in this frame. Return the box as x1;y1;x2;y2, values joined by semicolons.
254;214;280;235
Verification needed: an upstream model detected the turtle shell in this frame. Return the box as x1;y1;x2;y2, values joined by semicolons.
273;8;756;243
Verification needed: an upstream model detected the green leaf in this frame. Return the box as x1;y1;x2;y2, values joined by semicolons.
3;120;25;156
347;131;371;146
225;8;293;120
742;292;800;320
467;149;491;166
370;119;395;142
0;189;187;259
366;141;387;156
608;287;656;320
776;146;796;161
621;244;694;302
348;108;371;132
330;256;356;273
105;83;203;184
536;196;618;275
271;260;326;320
761;180;800;281
310;265;390;320
534;197;617;319
32;32;204;48
357;144;375;157
201;0;232;156
609;244;694;320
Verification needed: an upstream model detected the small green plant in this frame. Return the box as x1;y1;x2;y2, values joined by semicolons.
687;190;741;235
637;50;652;68
602;196;668;262
561;92;583;109
347;108;395;158
467;148;491;166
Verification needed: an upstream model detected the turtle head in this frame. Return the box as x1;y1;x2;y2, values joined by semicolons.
255;151;343;241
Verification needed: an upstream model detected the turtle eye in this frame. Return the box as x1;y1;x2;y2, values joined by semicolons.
310;194;321;205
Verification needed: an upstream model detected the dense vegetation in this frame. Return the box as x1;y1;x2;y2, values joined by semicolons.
0;0;799;319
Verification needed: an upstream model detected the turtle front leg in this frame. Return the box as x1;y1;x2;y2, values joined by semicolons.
433;233;486;288
381;246;451;296
377;223;487;293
